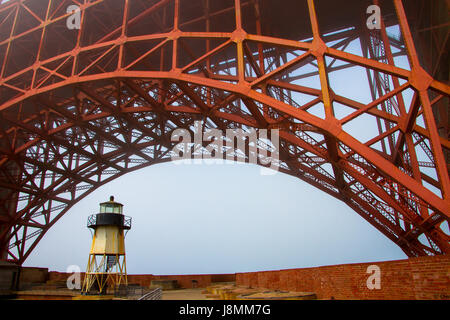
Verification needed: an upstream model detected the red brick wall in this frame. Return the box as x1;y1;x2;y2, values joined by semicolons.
115;274;235;288
48;271;86;283
127;274;230;288
20;267;49;284
211;274;236;283
127;274;155;287
153;275;212;288
47;272;234;289
236;255;450;300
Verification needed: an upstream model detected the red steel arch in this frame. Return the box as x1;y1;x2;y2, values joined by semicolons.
0;0;449;264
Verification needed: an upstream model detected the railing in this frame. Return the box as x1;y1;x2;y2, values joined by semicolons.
87;214;96;228
87;214;132;229
138;288;163;300
123;216;132;229
113;285;162;299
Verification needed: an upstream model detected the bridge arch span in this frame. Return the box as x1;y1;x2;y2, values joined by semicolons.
0;0;449;264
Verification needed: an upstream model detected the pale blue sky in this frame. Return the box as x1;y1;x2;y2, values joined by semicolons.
24;161;407;275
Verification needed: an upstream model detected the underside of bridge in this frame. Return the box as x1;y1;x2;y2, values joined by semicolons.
0;0;449;265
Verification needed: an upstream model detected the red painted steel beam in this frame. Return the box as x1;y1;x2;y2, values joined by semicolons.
0;0;449;264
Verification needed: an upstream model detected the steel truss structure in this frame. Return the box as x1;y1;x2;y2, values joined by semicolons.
0;0;449;264
82;254;127;294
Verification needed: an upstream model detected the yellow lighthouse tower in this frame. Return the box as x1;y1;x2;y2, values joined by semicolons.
82;196;132;295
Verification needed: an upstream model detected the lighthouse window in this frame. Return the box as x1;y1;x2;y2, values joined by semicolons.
100;204;113;213
99;203;122;213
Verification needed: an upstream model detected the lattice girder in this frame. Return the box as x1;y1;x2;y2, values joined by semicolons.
0;0;449;264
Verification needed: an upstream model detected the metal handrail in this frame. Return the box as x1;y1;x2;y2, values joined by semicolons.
87;213;132;229
123;216;132;229
87;214;96;227
138;288;163;300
